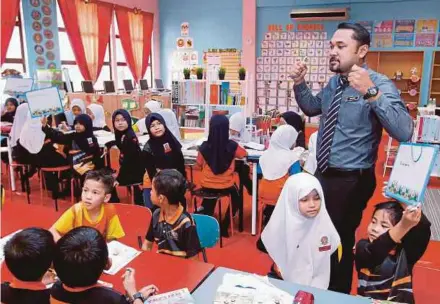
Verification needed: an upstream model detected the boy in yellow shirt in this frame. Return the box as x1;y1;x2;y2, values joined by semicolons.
50;169;125;242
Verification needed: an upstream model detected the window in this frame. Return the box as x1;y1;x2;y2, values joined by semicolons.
3;14;26;74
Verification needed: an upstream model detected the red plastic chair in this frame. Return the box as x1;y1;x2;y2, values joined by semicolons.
113;203;152;249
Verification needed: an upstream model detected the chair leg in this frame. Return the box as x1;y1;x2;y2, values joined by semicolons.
202;248;208;263
218;198;223;248
258;203;266;235
229;195;234;237
71;178;75;205
53;172;59;212
24;166;31;205
193;195;198;213
40;171;44;200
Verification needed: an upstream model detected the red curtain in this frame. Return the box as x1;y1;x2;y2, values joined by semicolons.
115;6;154;83
58;0;113;82
1;0;20;65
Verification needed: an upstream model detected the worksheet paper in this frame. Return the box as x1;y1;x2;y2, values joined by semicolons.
104;241;141;275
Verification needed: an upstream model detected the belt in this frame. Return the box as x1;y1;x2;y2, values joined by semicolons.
321;167;374;177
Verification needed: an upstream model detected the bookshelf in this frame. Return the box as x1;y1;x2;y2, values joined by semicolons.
367;51;424;108
172;79;248;136
429;51;440;104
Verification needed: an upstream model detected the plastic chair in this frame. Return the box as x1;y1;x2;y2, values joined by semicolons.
39;166;74;211
7;162;31;204
192;214;220;262
192;188;234;248
113;203;152;249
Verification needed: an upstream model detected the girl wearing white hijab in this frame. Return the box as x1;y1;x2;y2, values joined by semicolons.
256;125;300;252
133;99;162;134
262;173;340;289
88;103;109;131
158;109;181;142
10;103;29;148
57;98;87;129
304;131;318;175
229;112;251;143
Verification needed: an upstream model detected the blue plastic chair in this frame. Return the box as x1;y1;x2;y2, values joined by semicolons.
192;214;220;262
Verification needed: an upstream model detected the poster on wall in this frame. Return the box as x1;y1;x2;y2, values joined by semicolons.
374;33;393;48
394;33;414;47
21;0;61;78
180;22;189;36
374;20;393;33
416;19;438;33
395;20;415;33
358;21;373;33
415;33;436;47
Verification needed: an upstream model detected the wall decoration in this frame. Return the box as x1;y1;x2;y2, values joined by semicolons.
395;20;415;33
22;0;61;77
180;22;189;36
176;37;185;49
394;33;414;47
415;33;436;47
374;20;393;33
416;19;438;33
358;21;373;33
373;33;393;48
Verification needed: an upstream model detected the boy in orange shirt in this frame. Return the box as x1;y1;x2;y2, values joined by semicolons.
50;169;125;242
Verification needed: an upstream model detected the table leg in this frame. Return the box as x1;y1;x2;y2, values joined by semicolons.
251;163;257;235
7;139;15;191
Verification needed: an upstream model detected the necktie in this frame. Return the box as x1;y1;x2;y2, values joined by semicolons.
317;76;348;173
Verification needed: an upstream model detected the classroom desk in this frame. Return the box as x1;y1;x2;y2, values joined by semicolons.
192;267;371;304
1;203;215;294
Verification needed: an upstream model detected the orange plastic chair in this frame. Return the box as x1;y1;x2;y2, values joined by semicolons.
113;203;152;249
39;166;74;211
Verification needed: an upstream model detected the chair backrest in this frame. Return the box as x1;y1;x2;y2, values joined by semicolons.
192;214;219;249
112;204;152;249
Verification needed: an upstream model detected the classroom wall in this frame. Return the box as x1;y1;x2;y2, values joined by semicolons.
256;0;440;105
159;0;243;86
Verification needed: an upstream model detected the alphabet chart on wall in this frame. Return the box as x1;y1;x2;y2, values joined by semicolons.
257;29;334;125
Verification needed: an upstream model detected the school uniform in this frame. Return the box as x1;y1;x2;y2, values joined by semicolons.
356;214;431;303
133;100;162;134
88;103;110;131
106;110;144;204
53;202;125;241
262;173;340;289
1;98;18;123
142;113;186;208
197;115;247;236
145;204;201;258
1;280;50;304
50;281;129;304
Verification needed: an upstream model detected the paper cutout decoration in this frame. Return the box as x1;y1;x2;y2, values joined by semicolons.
180;22;189;36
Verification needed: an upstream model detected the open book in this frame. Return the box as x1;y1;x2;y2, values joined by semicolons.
145;288;195;304
104;241;141;275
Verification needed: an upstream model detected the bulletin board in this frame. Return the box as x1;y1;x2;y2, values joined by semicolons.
257;27;333;126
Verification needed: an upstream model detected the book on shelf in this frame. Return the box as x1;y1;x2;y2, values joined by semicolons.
210;84;219;104
415;115;440;143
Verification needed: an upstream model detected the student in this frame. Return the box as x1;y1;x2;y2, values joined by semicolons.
88;103;110;131
229;112;252;195
2;228;56;304
51;227;158;304
279;111;306;148
262;173;340;289
142;169;201;259
106;109;144;204
133;99;162;134
197;115;247;236
56;98;87;130
42;114;104;187
256;125;300;252
229;112;251;143
356;202;431;303
303;131;318;174
1;97;19;123
158;108;182;142
49;169;125;242
142;113;186;208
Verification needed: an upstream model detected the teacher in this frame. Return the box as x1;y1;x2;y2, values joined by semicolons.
291;22;414;293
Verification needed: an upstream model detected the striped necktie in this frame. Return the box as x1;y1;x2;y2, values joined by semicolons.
317;76;348;173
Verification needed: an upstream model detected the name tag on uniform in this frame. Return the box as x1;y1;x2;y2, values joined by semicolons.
318;236;331;252
346;95;360;102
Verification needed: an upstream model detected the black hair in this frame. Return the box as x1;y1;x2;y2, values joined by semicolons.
152;169;186;205
84;169;115;194
372;201;404;226
337;22;371;47
53;227;108;288
5;97;18;107
4;228;55;281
